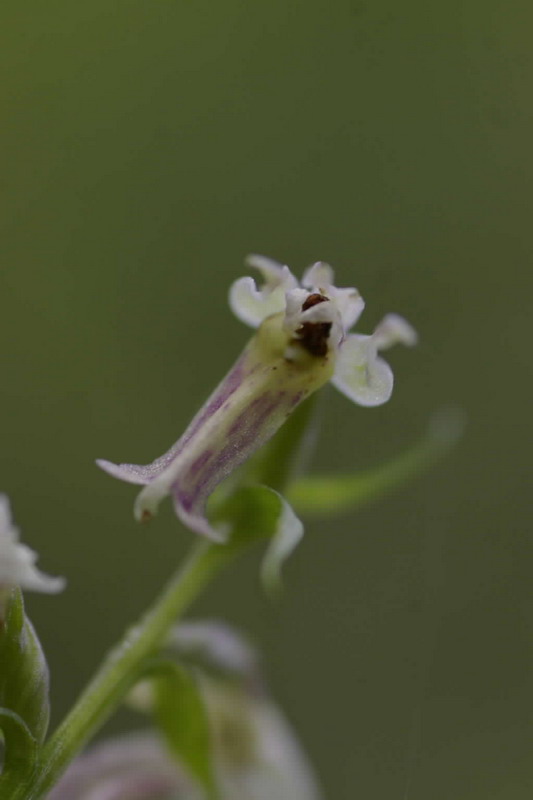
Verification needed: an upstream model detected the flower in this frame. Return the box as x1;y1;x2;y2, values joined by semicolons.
0;494;65;596
51;621;323;800
97;256;416;540
47;732;195;800
230;255;417;405
49;687;322;800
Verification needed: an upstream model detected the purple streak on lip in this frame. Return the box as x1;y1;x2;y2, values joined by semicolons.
175;491;194;513
189;449;214;476
172;389;301;528
227;393;272;437
171;356;246;454
290;390;304;408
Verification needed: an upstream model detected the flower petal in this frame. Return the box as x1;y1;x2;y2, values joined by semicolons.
1;542;66;593
301;262;364;332
329;286;365;332
245;254;296;286
301;261;335;290
229;255;298;328
372;313;418;349
229;277;286;328
283;288;310;331
331;313;416;407
331;334;394;407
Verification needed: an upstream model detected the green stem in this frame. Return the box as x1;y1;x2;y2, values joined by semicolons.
12;539;235;799
8;388;322;798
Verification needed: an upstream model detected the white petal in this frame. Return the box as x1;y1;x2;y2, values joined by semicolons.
229;257;297;328
245;254;297;289
301;264;365;333
0;494;18;541
5;543;66;593
0;494;65;594
283;288;310;330
301;262;335;290
228;277;286;328
329;287;365;331
331;335;394;407
372;313;418;349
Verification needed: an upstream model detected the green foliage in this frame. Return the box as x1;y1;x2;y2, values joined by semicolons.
0;708;37;785
288;409;465;516
0;589;50;744
151;661;216;799
0;589;50;787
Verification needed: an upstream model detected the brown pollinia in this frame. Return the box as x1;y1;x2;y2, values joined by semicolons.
296;293;332;357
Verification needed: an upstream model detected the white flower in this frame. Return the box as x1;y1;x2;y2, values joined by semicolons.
200;676;323;800
125;620;323;800
231;254;417;406
97;256;416;540
0;494;65;595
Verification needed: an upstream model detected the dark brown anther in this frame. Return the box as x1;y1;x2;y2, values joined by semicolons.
296;321;332;357
294;293;332;356
302;293;329;311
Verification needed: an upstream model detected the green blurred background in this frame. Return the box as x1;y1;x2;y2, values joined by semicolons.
1;2;532;798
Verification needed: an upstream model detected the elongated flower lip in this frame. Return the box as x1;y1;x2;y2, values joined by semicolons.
98;255;416;539
0;494;65;595
98;313;335;540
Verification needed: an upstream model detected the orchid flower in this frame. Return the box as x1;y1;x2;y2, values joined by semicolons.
97;255;416;540
0;494;65;599
121;620;323;800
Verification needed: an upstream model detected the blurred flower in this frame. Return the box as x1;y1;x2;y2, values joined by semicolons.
0;494;65;606
97;256;415;539
168;620;260;683
47;732;199;800
51;621;323;800
139;619;323;800
199;674;322;800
